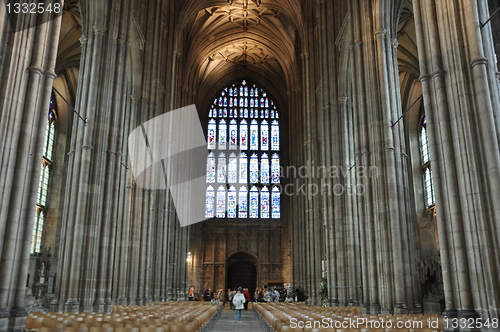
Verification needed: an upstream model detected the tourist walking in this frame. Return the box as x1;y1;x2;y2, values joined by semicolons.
232;287;246;323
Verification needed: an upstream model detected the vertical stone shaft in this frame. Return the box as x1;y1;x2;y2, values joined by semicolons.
0;9;62;328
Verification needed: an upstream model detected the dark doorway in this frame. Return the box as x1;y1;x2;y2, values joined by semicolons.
226;252;257;296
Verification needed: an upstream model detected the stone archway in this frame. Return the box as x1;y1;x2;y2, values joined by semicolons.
226;251;258;296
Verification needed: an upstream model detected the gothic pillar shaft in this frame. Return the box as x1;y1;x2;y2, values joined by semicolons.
414;0;500;321
0;9;61;326
373;27;407;311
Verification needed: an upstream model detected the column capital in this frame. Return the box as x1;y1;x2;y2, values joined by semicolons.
79;34;88;45
418;74;431;82
391;38;399;49
93;24;107;35
430;70;446;79
338;96;348;104
373;28;387;38
27;66;43;75
470;56;488;68
43;70;57;79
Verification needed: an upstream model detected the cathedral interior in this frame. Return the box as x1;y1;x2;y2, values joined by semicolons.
1;0;500;331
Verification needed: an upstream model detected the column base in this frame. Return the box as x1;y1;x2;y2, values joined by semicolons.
442;308;459;318
116;297;128;305
412;301;423;314
93;299;105;313
394;302;408;314
458;309;481;332
64;299;80;313
104;298;113;313
50;298;60;312
0;316;27;332
0;318;8;332
369;303;381;314
329;298;340;307
8;316;26;332
0;308;9;319
362;302;370;314
348;299;359;307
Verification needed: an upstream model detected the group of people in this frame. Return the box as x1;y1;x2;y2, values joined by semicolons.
253;286;304;303
188;287;225;304
227;287;251;310
188;285;305;323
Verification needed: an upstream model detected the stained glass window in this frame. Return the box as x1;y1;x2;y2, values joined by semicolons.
271;154;280;184
239;153;248;184
228;186;237;218
261;120;269;151
239;186;248;218
420;117;430;165
219;120;227;150
205;186;215;218
250;154;259;184
205;80;281;219
206;152;216;183
32;92;57;253
208;119;216;150
229;120;238;150
249;186;259;218
217;152;226;183
271;120;279;151
240;120;248;150
419;110;435;208
216;186;226;218
250;120;259;150
228;153;237;183
272;186;281;218
261;154;270;184
261;186;270;218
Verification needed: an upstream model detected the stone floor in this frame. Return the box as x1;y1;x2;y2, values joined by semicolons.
210;304;266;331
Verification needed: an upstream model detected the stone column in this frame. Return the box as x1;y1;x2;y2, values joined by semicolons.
414;0;500;324
0;7;62;331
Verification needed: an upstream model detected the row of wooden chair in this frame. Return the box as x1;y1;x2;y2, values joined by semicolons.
254;303;444;332
26;302;219;332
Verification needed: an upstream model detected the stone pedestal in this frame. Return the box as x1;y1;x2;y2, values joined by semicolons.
423;299;444;314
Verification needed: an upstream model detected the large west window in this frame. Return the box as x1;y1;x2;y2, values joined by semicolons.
32;93;57;253
205;80;281;219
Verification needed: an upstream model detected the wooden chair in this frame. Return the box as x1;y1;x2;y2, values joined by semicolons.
62;328;79;332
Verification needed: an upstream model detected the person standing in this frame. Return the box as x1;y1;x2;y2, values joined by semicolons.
188;286;195;301
272;287;280;302
263;286;272;302
228;288;236;309
243;288;251;310
232;287;245;323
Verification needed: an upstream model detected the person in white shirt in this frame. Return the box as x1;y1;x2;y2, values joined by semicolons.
263;287;272;302
272;287;280;302
232;287;246;323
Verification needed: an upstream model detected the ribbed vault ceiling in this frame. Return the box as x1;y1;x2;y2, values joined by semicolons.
180;0;301;107
56;0;81;75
